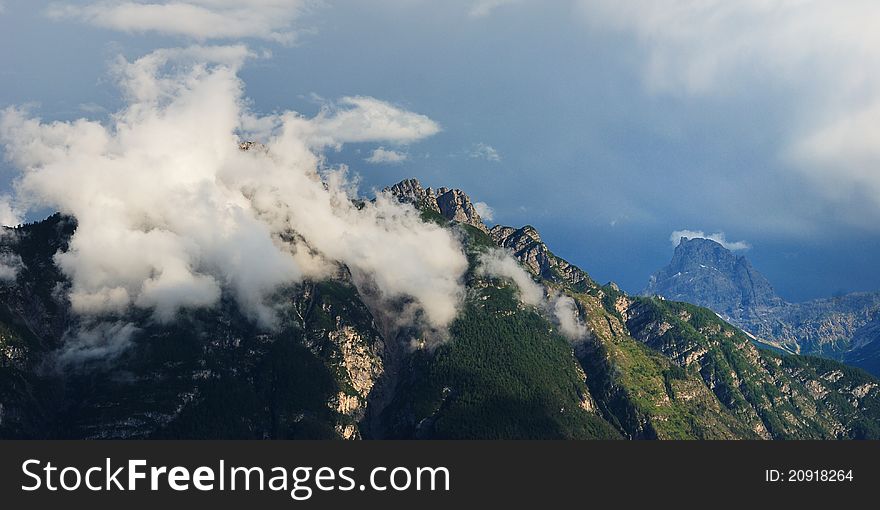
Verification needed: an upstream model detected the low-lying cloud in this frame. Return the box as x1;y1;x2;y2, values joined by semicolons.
477;248;588;341
670;229;750;251
0;46;467;343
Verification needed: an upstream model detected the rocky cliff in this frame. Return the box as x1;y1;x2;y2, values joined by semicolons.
385;179;489;233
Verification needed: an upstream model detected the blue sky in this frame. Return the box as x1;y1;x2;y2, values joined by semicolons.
2;0;880;302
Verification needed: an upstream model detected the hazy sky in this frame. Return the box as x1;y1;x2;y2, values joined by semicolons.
2;0;879;302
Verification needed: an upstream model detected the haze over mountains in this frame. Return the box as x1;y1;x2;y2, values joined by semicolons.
645;237;880;376
2;179;879;440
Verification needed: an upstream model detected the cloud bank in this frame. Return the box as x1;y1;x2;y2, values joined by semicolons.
47;0;310;43
0;46;466;339
670;230;750;251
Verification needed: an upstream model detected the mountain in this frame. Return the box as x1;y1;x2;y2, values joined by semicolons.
2;181;880;439
645;237;880;376
644;237;784;321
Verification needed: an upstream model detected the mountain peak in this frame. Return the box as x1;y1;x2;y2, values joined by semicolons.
671;237;742;271
386;178;488;233
645;236;782;320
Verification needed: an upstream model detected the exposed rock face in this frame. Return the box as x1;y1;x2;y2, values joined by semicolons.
386;179;488;233
645;237;880;376
490;225;593;290
644;237;783;322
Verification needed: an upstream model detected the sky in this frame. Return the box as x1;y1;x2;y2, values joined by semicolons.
1;0;879;303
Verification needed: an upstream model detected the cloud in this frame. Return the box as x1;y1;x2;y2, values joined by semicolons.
670;229;750;251
469;0;520;18
46;0;310;43
576;0;880;222
0;195;22;227
310;96;440;147
473;201;494;221
55;321;140;368
477;248;588;340
0;46;466;336
0;2;5;15
552;295;587;340
365;147;408;165
469;142;501;162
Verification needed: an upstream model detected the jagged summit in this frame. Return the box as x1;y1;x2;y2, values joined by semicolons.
644;237;782;321
387;179;594;291
385;178;488;233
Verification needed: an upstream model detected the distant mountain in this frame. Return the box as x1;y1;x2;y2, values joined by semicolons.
644;237;784;322
3;181;880;439
645;237;880;376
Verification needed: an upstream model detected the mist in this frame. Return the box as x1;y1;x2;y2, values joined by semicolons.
478;248;588;341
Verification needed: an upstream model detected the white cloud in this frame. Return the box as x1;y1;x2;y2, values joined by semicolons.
477;248;588;340
473;201;494;221
469;0;520;18
365;147;408;165
552;295;587;341
0;195;22;227
576;0;880;222
276;96;440;150
0;46;465;337
670;229;750;251
47;0;309;43
0;2;6;15
477;249;545;306
469;142;501;162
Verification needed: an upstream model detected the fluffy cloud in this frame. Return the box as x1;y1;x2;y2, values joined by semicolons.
576;0;880;220
296;96;440;149
469;142;501;162
0;46;466;336
47;0;309;43
670;230;750;251
365;147;408;165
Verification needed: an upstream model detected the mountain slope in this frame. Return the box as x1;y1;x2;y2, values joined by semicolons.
3;180;880;439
